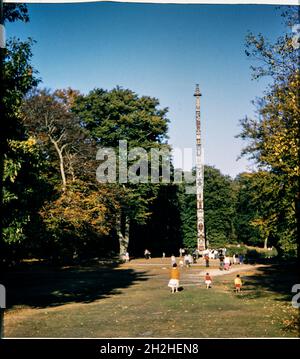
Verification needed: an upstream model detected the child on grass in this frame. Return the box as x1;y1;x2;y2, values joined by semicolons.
234;274;242;293
168;263;180;293
204;273;212;289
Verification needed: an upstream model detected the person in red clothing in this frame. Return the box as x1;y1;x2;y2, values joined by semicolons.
234;274;242;293
204;273;212;289
204;254;210;267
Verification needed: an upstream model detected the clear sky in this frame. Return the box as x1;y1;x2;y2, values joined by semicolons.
6;2;289;178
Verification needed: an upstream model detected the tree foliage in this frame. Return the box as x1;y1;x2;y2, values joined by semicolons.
180;166;237;249
238;7;299;256
244;7;299;82
1;6;45;265
21;88;91;191
4;4;29;24
73;87;169;149
73;87;170;255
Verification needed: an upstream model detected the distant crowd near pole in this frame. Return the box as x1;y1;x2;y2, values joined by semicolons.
123;247;246;294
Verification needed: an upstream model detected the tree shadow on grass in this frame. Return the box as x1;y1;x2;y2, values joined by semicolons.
0;261;150;309
237;262;300;301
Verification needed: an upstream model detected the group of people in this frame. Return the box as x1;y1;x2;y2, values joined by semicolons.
168;261;243;294
173;254;193;268
218;252;244;271
122;248;152;262
178;248;200;268
168;264;243;293
123;248;243;293
203;272;242;292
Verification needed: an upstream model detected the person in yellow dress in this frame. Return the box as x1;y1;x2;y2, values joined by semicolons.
234;274;242;293
168;263;180;293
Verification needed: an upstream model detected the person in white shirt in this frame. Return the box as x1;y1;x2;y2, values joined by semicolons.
224;256;231;270
184;254;190;268
171;255;176;265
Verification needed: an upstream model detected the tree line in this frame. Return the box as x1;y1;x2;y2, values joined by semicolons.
0;5;298;266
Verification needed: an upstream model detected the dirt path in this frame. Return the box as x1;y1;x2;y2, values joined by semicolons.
123;258;265;285
183;263;265;285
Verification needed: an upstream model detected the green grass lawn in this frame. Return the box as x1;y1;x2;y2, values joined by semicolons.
2;258;299;338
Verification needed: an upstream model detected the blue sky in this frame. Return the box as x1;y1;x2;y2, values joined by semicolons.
6;3;289;177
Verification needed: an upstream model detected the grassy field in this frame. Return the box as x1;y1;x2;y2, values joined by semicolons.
2;258;299;338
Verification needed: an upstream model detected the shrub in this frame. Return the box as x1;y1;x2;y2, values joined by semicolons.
225;244;278;262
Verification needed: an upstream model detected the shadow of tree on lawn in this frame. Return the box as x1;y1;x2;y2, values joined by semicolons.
236;262;300;301
0;261;150;309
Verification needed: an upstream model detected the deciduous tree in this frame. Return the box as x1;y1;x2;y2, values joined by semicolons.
238;8;299;256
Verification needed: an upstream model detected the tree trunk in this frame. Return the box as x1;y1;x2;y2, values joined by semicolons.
117;213;130;258
125;217;130;250
70;166;76;182
66;152;76;182
50;137;67;192
264;236;268;249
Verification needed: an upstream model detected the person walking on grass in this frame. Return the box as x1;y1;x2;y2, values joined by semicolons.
168;263;180;293
144;249;151;259
184;254;190;268
204;272;212;289
239;254;244;264
171;254;176;266
204;254;210;267
219;251;225;270
234;274;242;293
224;256;231;270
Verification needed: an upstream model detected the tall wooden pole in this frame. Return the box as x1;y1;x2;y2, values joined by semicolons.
194;84;205;251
